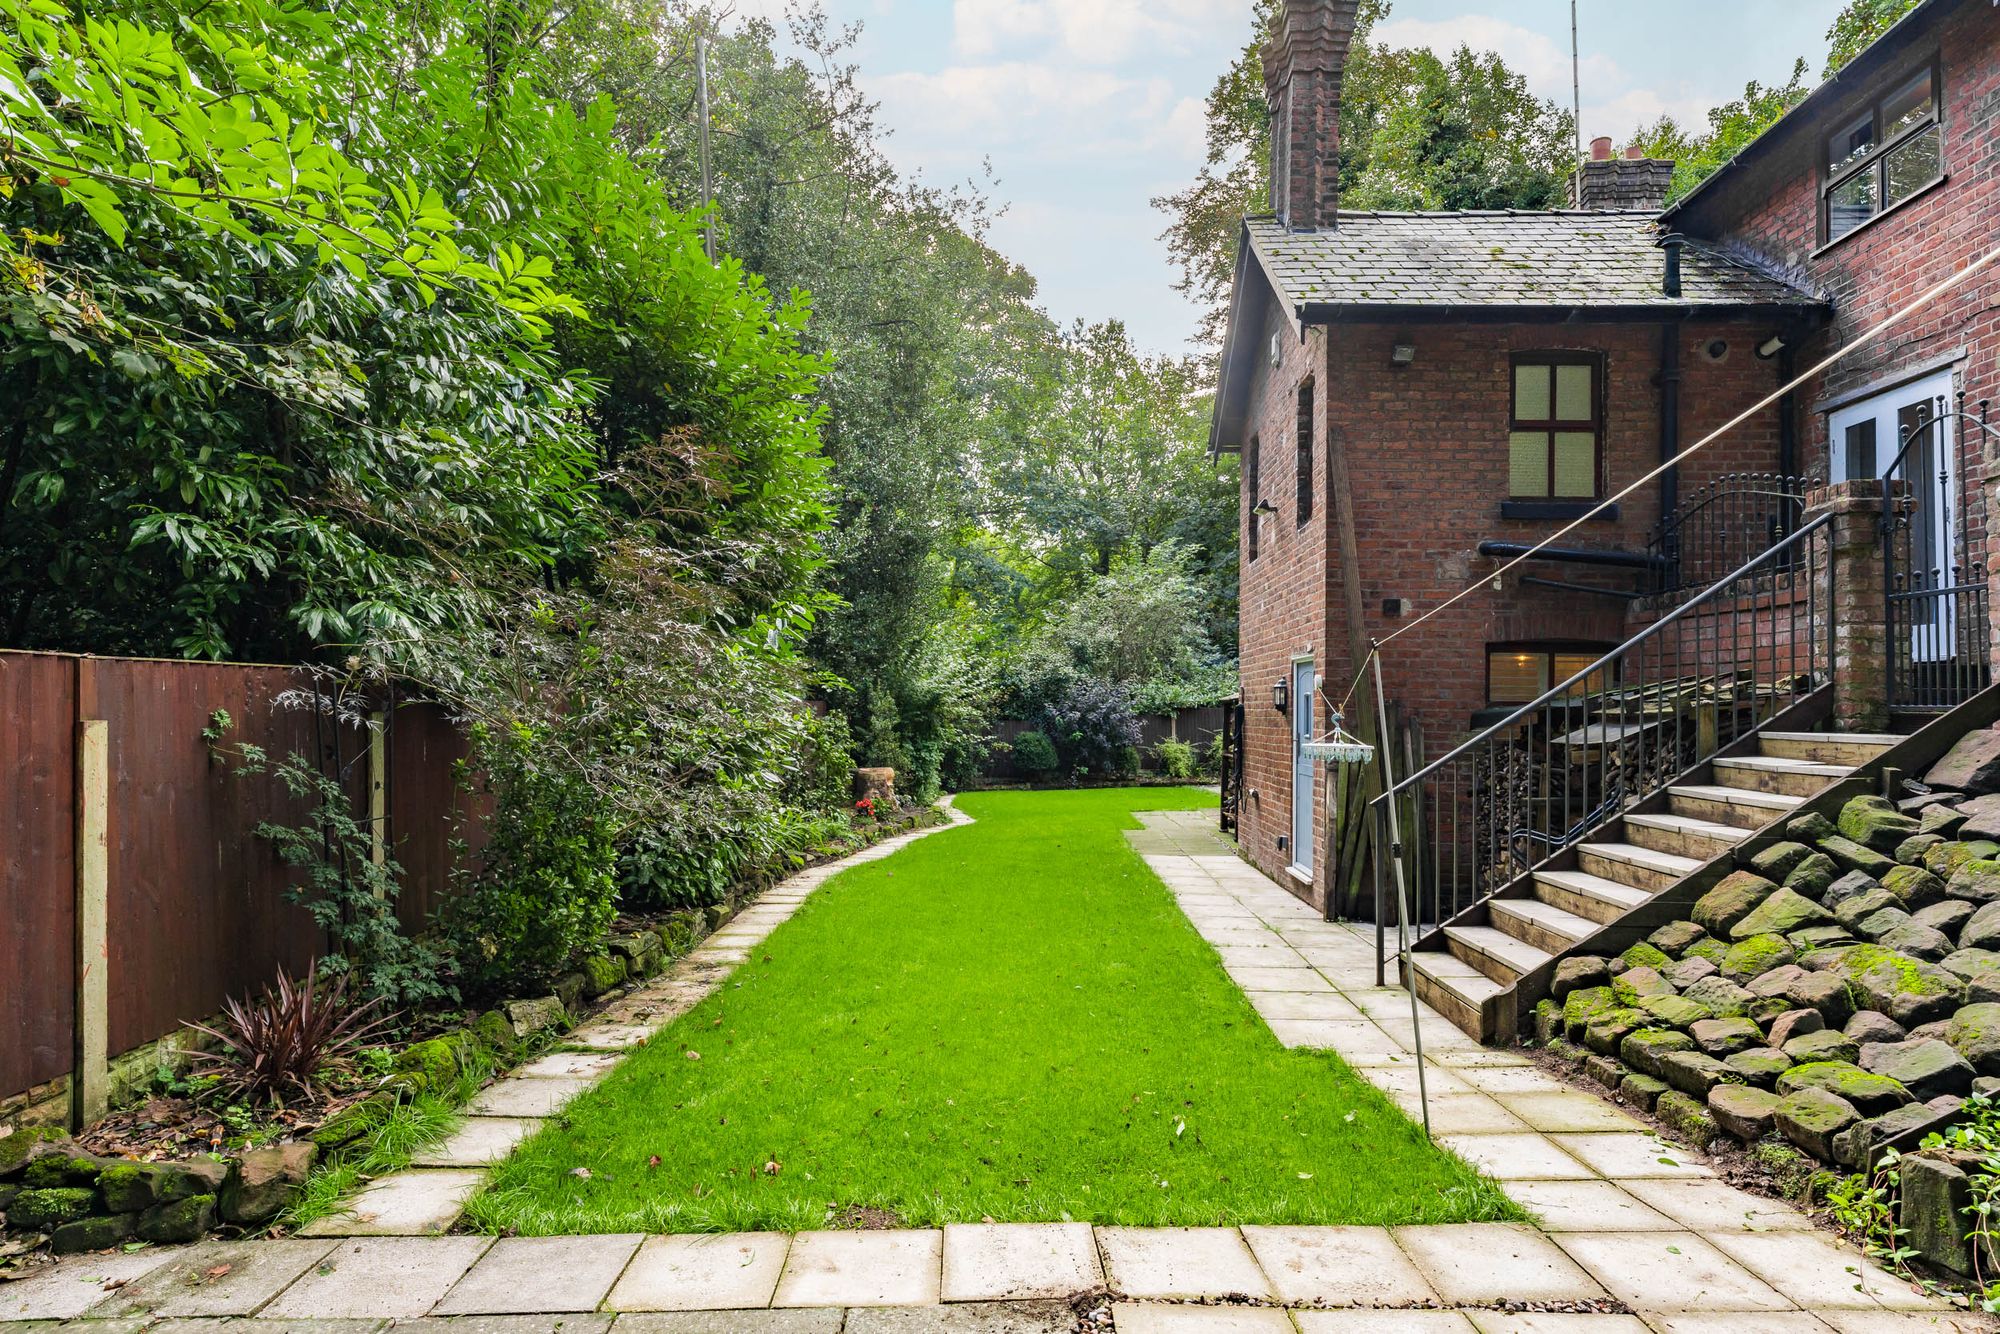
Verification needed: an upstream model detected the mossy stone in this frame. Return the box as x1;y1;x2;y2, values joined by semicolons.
1562;986;1617;1040
1943;947;2000;981
469;1009;517;1058
1655;1089;1722;1148
1774;1087;1861;1161
1649;921;1708;957
1944;1002;2000;1076
1926;841;1984;881
1684;975;1755;1017
0;1126;70;1178
96;1162;151;1212
1823;835;1896;878
9;1186;95;1230
1709;1083;1782;1140
1948;859;2000;905
1612;967;1677;1005
580;953;627;998
1636;995;1709;1028
311;1094;389;1152
1621;941;1673;971
1691;1016;1762;1055
1897;834;1946;866
1882;864;1947;910
1734;888;1836;941
1552;956;1610;1000
1788;811;1838;844
136;1193;214;1243
1621;1027;1696;1079
1834;888;1899;929
1828;943;1963;1026
1782;1029;1859;1065
1784;852;1841;898
1725;1046;1794;1088
396;1037;461;1090
1722;933;1796;982
1749;1138;1821;1195
1581;1008;1647;1056
1749;841;1816;883
1776;1060;1913;1115
1840;795;1922;853
1787;925;1854;953
49;1213;137;1254
1684;937;1730;966
1534;998;1563;1045
1693;871;1779;938
22;1155;102;1189
1619;1071;1670;1111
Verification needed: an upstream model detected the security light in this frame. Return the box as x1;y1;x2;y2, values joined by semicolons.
1390;343;1417;367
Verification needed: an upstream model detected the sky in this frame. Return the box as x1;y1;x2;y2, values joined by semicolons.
737;0;1851;355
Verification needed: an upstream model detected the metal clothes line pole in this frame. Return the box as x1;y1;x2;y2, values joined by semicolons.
1570;0;1582;164
1370;642;1430;1140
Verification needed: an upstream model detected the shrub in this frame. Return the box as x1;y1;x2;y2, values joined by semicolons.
1200;732;1225;777
185;961;392;1106
447;722;619;992
1011;730;1058;774
1114;744;1143;777
1034;676;1141;777
1156;738;1196;779
789;709;855;812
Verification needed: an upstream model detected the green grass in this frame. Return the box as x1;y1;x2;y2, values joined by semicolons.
466;787;1519;1233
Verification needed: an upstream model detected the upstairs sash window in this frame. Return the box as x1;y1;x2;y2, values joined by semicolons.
1824;62;1942;244
1509;354;1602;500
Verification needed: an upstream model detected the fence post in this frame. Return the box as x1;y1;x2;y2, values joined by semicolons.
1803;479;1901;732
368;710;388;881
72;716;109;1129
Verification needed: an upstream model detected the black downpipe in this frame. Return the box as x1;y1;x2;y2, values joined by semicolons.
1659;324;1681;525
1777;342;1798;480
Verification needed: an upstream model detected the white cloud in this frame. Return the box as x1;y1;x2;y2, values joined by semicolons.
953;0;1243;65
868;62;1203;171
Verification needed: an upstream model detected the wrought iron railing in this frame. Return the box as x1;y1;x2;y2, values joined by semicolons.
1884;396;1991;712
1645;472;1807;600
1369;515;1833;961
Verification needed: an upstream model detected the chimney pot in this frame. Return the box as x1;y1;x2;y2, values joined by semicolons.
1623;144;1645;160
1590;135;1614;161
1262;0;1362;230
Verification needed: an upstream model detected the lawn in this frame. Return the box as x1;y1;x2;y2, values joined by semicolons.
466;787;1519;1233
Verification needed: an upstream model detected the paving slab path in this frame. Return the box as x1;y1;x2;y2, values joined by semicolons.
3;806;1992;1331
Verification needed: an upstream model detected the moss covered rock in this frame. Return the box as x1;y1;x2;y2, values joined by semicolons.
1693;871;1778;938
1775;1086;1861;1160
1649;921;1708;957
469;1009;518;1058
1612;967;1677;1005
1581;1008;1648;1056
0;1126;71;1179
1859;1038;1974;1100
1947;859;2000;905
1781;1029;1858;1065
1722;933;1796;982
1783;852;1841;899
9;1186;95;1230
1621;1027;1696;1079
1690;1016;1762;1055
136;1193;214;1243
49;1212;137;1254
1551;956;1609;1000
1656;1089;1721;1149
22;1154;103;1190
1684;937;1731;966
1725;1046;1795;1088
1621;941;1673;972
1709;1083;1782;1140
1776;1060;1913;1115
1619;1071;1670;1111
1897;834;1946;866
1788;811;1838;844
1684;975;1756;1017
1882;864;1947;910
1827;944;1963;1027
1749;841;1816;883
580;953;627;998
1840;795;1921;853
1945;1002;2000;1076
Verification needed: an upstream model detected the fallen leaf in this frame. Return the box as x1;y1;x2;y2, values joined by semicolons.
1297;1172;1313;1180
569;1166;593;1179
763;1160;782;1176
685;1050;701;1061
647;1154;662;1168
203;1264;233;1281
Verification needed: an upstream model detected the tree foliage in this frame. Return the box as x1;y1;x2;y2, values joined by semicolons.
1153;0;1572;344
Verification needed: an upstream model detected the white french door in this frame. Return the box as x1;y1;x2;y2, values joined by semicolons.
1828;369;1956;659
1290;659;1317;878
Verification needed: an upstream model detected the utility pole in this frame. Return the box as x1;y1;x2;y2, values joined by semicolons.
1570;0;1582;162
696;32;716;263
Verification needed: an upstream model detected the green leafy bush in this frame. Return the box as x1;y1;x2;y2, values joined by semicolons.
1200;732;1225;778
1156;739;1196;779
1011;731;1058;774
446;723;619;992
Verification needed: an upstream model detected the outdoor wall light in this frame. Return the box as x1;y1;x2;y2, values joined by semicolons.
1272;676;1290;713
1757;334;1787;360
1389;343;1417;367
1252;499;1278;517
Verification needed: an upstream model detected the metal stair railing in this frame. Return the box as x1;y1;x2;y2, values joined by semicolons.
1369;513;1834;979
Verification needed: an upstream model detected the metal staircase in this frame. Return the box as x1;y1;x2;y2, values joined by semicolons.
1408;728;1899;1041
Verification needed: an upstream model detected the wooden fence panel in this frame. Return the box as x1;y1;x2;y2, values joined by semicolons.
91;660;333;1055
0;654;77;1099
388;703;483;930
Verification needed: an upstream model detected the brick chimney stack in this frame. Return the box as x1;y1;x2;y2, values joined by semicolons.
1263;0;1361;231
1570;138;1675;211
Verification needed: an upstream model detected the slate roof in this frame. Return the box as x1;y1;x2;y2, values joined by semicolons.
1246;211;1819;313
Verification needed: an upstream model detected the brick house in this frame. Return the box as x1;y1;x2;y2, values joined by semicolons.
1213;0;2000;912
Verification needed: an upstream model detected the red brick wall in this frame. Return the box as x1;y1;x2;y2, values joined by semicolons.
1235;312;1788;904
1237;309;1332;901
1672;0;2000;632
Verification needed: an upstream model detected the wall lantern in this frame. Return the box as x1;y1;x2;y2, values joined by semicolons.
1389;343;1417;368
1272;676;1290;713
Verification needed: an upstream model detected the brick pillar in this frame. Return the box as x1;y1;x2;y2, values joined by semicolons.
1803;479;1905;732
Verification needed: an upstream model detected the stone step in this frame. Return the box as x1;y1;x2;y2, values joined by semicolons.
1758;730;1901;765
1622;811;1751;861
1667;782;1804;829
1713;754;1854;798
1532;869;1654;925
1405;948;1508;1042
1575;841;1702;893
1488;897;1597;954
1444;923;1552;985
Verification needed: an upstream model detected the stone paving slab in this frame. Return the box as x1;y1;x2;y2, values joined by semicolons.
609;1314;840;1334
431;1235;644;1314
772;1230;943;1308
1551;1231;1794;1313
462;1075;596;1118
1110;1307;1296;1333
411;1116;544;1168
262;1237;491;1319
0;1247;182;1319
88;1239;337;1318
1293;1314;1479;1333
511;1051;624;1080
605;1233;790;1312
1710;1229;1944;1310
1396;1224;1605;1306
938;1224;1098;1303
298;1169;488;1237
1239;1225;1436;1307
843;1300;1077;1331
1095;1226;1273;1301
147;1321;389;1334
398;1319;616;1334
1503;1179;1679;1232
